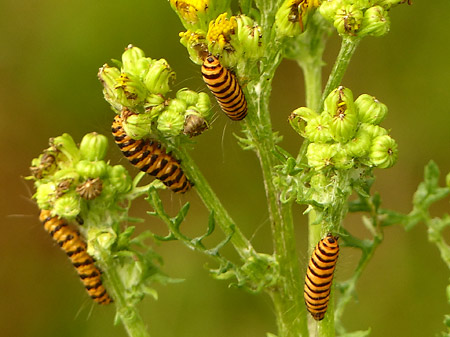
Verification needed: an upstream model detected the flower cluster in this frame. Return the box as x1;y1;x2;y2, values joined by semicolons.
179;13;263;69
319;0;409;37
290;86;398;171
29;133;132;220
98;45;212;138
275;0;322;38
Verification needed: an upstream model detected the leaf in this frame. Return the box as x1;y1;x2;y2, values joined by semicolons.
171;202;190;229
378;209;408;227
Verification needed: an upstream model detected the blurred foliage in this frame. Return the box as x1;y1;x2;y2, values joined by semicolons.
2;1;450;337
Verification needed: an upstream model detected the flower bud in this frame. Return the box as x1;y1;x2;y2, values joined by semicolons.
179;30;209;65
307;143;337;170
121;45;151;78
52;133;80;165
35;182;57;209
236;15;263;57
359;5;390;37
305;113;333;143
355;94;388;125
345;128;371;157
107;165;133;194
79;132;109;161
144;59;176;96
369;134;398;168
195;92;212;119
169;0;209;26
53;192;81;219
76;160;107;179
176;88;199;107
275;0;303;37
289;107;319;137
98;64;123;113
115;72;148;107
157;109;185;136
359;123;388;140
123;113;153;139
325;87;358;143
334;5;363;36
319;0;344;21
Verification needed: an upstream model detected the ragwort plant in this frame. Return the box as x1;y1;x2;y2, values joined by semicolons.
28;0;450;336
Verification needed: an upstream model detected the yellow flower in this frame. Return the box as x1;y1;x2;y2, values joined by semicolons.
206;13;237;50
170;0;209;24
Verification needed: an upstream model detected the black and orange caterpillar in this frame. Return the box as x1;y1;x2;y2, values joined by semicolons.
201;55;247;121
111;114;192;193
304;233;339;320
39;210;112;304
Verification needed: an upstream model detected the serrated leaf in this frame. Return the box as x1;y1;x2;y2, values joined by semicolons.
378;209;408;227
171;202;190;228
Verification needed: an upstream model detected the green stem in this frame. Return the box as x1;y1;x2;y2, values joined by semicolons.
244;55;309;337
101;256;150;337
320;37;360;111
175;147;257;261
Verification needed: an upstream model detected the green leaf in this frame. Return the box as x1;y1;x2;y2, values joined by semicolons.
171;202;190;228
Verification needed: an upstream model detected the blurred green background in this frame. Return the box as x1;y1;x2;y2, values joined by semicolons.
2;1;450;336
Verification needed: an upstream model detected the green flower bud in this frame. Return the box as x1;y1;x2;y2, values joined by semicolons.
289;107;319;137
98;64;123;113
146;93;166;107
52;133;80;165
157;109;185;136
143;59;175;96
87;228;117;256
359;5;390;37
35;182;57;209
115;72;148;107
167;98;187;114
53;192;81;219
195;92;212;119
107;165;133;194
333;144;354;170
369;134;398;168
53;169;79;183
325;86;358;143
236;15;263;57
121;45;152;78
334;5;363;36
79;132;109;161
307;143;337;170
355;94;388;125
346;128;372;157
123;114;153;139
359;123;388;139
275;0;303;38
319;0;344;21
179;30;209;65
76;160;107;179
305;113;333;143
176;88;199;107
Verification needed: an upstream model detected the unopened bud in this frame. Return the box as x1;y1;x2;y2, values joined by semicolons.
107;165;133;194
176;88;199;107
76;160;107;179
355;94;388;125
359;123;388;140
195;92;212;119
79;132;109;161
334;5;363;36
35;182;57;209
369;134;398;168
157;109;185;136
53;192;81;219
305;113;333;143
359;6;390;37
122;45;151;77
144;59;175;96
52;133;80;165
123;114;153;139
307;143;337;170
346;128;371;157
289;107;319;137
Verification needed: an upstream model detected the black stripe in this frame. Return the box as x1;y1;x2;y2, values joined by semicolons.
318;244;338;258
308;265;333;279
66;246;84;257
49;224;66;237
85;280;103;290
202;66;224;80
79;270;100;279
122;141;145;157
305;280;331;295
311;254;337;271
159;163;178;181
306;271;332;288
73;258;95;268
58;234;74;247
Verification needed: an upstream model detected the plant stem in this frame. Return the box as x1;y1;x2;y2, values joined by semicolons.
100;255;151;337
175;146;257;261
244;54;309;337
319;37;360;111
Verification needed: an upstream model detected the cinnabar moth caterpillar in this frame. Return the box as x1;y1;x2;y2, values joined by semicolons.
201;55;247;121
111;115;192;194
39;210;112;304
304;233;339;321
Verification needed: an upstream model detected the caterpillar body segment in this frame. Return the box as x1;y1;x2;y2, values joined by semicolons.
111;115;191;194
304;233;339;321
39;210;112;304
201;55;247;121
